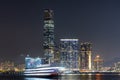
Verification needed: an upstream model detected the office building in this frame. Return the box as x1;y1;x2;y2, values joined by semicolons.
93;55;103;71
80;42;92;71
114;62;120;72
43;9;55;63
60;39;79;70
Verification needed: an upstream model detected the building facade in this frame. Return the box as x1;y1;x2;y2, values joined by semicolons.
43;9;55;63
80;42;92;71
93;55;103;71
60;39;79;70
114;62;120;72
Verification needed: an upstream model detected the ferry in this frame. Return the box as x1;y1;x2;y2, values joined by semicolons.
24;64;65;77
24;55;66;77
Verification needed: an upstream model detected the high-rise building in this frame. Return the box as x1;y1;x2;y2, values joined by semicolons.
93;55;103;71
43;9;55;63
114;62;120;71
60;39;79;70
54;46;60;62
80;42;92;71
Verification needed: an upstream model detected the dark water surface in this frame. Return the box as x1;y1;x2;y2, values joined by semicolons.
0;75;120;80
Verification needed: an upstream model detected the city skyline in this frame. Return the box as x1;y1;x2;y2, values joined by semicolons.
0;0;120;66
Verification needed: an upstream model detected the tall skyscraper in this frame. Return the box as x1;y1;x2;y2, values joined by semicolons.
80;42;92;71
60;39;79;70
43;9;55;63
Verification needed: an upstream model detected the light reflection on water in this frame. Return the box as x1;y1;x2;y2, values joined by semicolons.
60;75;94;80
1;75;120;80
24;75;120;80
60;75;120;80
24;77;58;80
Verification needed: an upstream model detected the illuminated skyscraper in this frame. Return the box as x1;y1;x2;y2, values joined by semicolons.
43;9;54;63
114;62;120;71
80;42;92;71
93;55;103;71
60;39;79;70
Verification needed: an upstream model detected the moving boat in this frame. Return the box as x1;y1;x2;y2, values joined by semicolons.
24;55;65;77
24;64;62;77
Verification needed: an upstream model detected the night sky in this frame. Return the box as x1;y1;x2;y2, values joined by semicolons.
0;0;120;66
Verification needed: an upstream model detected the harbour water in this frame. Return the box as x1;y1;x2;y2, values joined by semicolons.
0;74;120;80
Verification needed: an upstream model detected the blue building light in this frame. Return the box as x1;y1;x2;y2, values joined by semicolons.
25;56;43;69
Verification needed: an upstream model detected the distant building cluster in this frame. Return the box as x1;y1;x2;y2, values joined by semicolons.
24;9;120;72
25;9;105;72
0;61;24;72
3;9;120;72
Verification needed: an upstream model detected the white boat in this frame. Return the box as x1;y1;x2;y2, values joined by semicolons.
24;64;65;77
24;56;66;77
